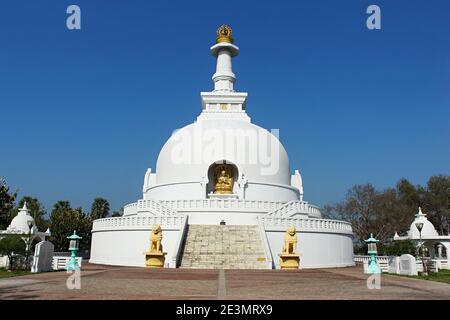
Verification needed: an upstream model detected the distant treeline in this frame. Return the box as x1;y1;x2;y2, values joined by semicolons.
0;177;123;251
323;175;450;243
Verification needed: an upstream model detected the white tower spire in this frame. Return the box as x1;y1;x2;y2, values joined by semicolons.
210;25;239;92
200;25;248;118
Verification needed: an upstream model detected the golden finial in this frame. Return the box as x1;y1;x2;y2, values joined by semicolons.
216;24;234;43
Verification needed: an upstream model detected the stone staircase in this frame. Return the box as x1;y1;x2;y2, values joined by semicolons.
180;225;269;269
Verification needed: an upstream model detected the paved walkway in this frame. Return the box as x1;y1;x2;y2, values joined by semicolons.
0;263;449;300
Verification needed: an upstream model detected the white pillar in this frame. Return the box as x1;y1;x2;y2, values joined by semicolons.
238;173;247;200
213;49;235;92
210;42;239;93
437;243;443;258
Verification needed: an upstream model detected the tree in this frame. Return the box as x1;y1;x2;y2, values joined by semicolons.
373;188;411;242
421;175;450;235
328;182;414;243
325;175;450;246
396;178;420;211
332;184;378;242
0;178;17;230
48;201;91;251
112;207;124;217
90;198;110;220
321;205;337;220
379;239;417;256
0;234;26;270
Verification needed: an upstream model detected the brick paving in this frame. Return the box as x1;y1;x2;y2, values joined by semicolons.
0;263;449;300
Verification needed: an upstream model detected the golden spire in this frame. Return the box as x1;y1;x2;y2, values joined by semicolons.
216;24;234;43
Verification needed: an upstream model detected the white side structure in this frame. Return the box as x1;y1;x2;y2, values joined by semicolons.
393;207;450;267
0;203;51;245
89;25;355;269
31;240;54;273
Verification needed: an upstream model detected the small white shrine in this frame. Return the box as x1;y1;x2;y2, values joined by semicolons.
0;203;51;269
394;207;449;263
0;202;50;243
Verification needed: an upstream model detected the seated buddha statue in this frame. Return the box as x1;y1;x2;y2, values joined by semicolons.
214;170;233;194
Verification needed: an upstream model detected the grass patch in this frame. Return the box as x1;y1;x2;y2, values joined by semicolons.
0;267;32;278
394;269;450;284
416;269;450;284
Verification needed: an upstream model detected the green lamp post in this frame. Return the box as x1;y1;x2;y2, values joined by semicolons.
65;231;82;271
364;233;381;274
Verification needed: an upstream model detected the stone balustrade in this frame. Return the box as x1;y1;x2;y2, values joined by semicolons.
267;200;321;218
354;255;390;263
124;199;321;217
260;216;353;235
92;215;186;232
354;255;450;273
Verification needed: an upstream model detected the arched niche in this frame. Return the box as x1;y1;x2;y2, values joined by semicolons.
435;242;448;258
206;160;239;196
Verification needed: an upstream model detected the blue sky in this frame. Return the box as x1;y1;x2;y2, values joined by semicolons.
1;0;449;215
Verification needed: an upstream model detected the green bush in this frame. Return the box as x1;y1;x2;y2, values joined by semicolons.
379;239;417;256
0;234;26;270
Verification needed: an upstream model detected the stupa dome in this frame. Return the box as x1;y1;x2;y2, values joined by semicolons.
408;207;439;239
155;119;290;186
7;203;37;234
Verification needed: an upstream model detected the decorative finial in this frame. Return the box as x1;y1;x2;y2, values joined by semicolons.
417;206;425;216
22;202;28;210
216;24;234;43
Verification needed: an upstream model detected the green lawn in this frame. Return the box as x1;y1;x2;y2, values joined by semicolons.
396;269;450;284
0;267;32;278
417;269;450;284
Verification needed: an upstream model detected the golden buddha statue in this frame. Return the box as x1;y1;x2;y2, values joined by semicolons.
216;24;234;43
214;168;233;194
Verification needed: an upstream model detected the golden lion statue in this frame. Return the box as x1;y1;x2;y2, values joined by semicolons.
150;224;163;253
282;226;297;254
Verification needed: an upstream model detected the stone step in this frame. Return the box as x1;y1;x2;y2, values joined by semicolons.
180;224;269;270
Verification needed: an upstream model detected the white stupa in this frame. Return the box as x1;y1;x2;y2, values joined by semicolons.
394;207;449;261
0;202;50;243
90;25;355;269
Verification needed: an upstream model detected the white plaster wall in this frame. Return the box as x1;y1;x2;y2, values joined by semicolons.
244;183;299;202
184;211;260;225
155;120;291;187
144;182;202;200
89;229;181;268
265;231;354;269
144;181;299;202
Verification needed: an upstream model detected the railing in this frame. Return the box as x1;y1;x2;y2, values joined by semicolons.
354;255;389;263
260;216;353;235
92;215;186;232
355;255;450;273
52;256;83;270
266;200;321;218
124;199;321;217
171;215;189;268
138;199;178;216
354;255;390;272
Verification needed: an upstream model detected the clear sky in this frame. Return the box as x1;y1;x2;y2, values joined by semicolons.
1;0;449;215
